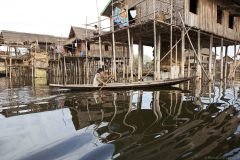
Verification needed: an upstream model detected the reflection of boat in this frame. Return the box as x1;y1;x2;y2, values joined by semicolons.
49;77;192;91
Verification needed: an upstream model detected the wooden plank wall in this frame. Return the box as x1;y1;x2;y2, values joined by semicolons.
184;0;240;42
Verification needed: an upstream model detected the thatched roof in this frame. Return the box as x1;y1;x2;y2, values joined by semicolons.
0;30;67;45
69;26;96;40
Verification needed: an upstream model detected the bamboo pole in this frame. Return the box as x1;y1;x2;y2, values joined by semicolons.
175;38;178;66
127;29;133;82
213;46;217;80
220;38;224;80
209;34;213;81
85;16;89;84
156;32;161;80
170;0;173;79
96;0;103;67
153;0;157;80
224;46;228;82
197;30;202;79
9;47;12;79
180;29;185;78
138;39;143;81
112;0;117;81
187;49;190;77
233;43;237;79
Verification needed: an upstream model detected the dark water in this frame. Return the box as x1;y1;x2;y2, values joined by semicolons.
0;78;240;160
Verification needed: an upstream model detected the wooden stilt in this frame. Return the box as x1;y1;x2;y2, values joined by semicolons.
187;49;191;77
233;43;237;79
220;38;224;80
224;45;228;81
209;34;213;81
175;37;178;67
9;47;12;79
127;29;133;82
85;17;89;84
138;38;143;81
170;0;173;79
213;46;217;80
156;31;161;80
180;29;185;78
197;30;202;79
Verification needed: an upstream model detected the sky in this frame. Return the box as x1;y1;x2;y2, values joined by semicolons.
0;0;109;37
0;0;238;59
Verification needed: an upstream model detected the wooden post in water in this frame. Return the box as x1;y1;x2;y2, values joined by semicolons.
111;1;117;81
156;31;161;80
170;0;173;79
127;29;133;82
197;30;202;79
187;49;191;78
224;45;228;82
209;34;213;81
233;43;237;80
138;38;143;81
213;46;217;80
175;37;178;78
153;0;157;80
9;47;12;79
85;16;89;84
220;38;224;80
180;29;185;78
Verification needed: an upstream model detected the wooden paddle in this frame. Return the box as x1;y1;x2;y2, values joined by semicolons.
99;76;114;91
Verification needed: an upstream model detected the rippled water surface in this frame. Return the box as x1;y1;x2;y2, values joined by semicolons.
0;77;240;160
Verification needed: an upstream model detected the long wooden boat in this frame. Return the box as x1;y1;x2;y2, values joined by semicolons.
49;77;192;91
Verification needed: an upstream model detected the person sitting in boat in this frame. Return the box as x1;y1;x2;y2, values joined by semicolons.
93;68;106;87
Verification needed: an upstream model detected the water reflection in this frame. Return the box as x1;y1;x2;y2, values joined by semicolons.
0;78;240;160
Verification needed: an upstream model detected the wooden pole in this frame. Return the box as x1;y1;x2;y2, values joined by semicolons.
188;49;191;77
209;34;213;81
233;43;237;79
9;47;12;79
85;16;89;84
96;0;103;67
153;0;157;80
138;39;143;81
156;31;161;80
220;38;224;80
224;45;228;81
213;46;217;80
180;29;185;78
170;0;173;79
112;1;117;81
64;56;67;85
127;29;133;82
197;30;202;79
175;38;178;66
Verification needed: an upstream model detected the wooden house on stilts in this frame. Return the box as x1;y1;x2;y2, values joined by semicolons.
97;0;240;82
50;0;240;90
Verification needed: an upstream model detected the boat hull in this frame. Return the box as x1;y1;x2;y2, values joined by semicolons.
49;77;192;91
